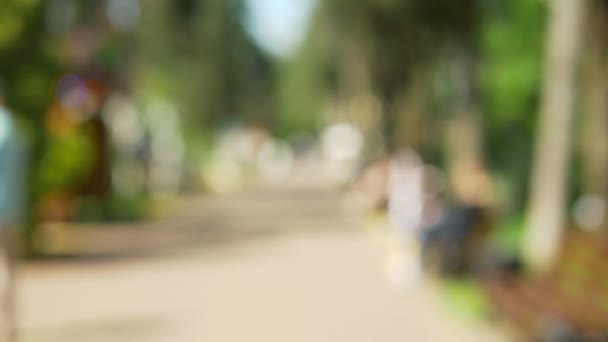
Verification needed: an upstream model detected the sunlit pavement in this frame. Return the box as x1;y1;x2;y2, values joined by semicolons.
17;166;504;342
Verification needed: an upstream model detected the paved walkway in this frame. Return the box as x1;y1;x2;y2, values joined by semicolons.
17;170;505;341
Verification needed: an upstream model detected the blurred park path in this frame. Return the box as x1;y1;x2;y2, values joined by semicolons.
17;165;504;342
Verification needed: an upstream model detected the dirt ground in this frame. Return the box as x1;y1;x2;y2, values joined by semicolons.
17;169;505;341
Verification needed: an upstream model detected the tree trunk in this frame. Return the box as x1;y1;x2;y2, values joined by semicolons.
524;0;585;272
581;0;608;229
392;66;430;152
444;39;484;202
339;36;385;161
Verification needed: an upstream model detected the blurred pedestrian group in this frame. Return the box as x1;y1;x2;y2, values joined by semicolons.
349;148;494;286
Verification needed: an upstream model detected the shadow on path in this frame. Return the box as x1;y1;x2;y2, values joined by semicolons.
30;181;352;266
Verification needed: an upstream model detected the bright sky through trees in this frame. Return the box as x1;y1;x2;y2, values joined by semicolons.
244;0;317;57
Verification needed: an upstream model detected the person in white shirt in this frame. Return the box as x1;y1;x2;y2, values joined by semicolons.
385;149;426;286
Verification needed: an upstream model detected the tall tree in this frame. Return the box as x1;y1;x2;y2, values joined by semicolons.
524;0;585;272
580;0;608;229
443;0;485;199
137;0;274;129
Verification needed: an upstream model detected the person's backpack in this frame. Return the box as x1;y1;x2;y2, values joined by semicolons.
422;205;491;276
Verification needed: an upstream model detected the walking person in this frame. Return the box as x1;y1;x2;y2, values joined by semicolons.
385;149;426;286
0;87;25;341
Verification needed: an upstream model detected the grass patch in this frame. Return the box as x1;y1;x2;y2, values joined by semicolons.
438;215;526;320
440;278;489;319
491;215;525;256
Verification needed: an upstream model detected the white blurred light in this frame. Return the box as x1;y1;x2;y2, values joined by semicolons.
106;0;140;32
218;129;260;164
102;94;143;151
257;139;294;180
321;123;363;162
245;0;317;57
320;123;363;184
147;101;183;164
145;100;184;194
573;194;606;231
202;152;245;195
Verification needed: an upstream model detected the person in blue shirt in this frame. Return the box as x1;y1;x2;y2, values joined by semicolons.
0;86;25;341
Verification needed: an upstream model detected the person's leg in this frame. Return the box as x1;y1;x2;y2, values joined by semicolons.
0;227;16;341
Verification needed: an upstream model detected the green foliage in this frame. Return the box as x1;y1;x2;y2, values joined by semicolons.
0;0;564;258
482;0;545;124
441;278;489;319
290;0;548;210
0;0;39;50
137;0;274;131
275;10;333;137
36;131;95;196
74;196;150;223
481;0;546;209
491;215;526;256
